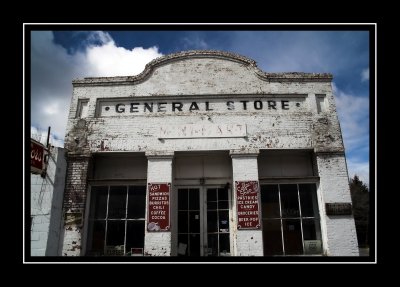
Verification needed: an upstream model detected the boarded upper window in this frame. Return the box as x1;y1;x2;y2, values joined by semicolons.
76;99;89;118
91;154;147;180
316;95;326;114
258;150;314;178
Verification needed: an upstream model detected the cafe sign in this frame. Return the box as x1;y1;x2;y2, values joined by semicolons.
236;181;261;229
31;139;45;174
147;183;170;231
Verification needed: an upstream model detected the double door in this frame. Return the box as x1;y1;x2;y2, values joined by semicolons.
177;187;231;256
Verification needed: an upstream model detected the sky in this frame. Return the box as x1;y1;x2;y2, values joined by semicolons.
30;30;370;185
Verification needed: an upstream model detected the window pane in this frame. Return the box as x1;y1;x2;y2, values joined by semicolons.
302;218;322;240
127;186;146;219
282;219;303;255
106;221;125;247
189;189;199;210
178;189;188;210
207;201;217;210
302;219;322;254
88;221;106;255
299;184;319;217
207;234;218;256
218;188;228;201
189;211;200;233
261;185;280;218
280;184;300;218
189;234;200;256
218;200;229;209
108;186;127;219
90;186;108;219
207;211;218;232
263;219;283;255
178;234;188;256
126;221;144;253
207;189;217;202
219;234;230;255
302;218;316;240
218;210;229;232
178;211;188;233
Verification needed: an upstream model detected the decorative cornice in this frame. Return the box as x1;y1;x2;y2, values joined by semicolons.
254;71;333;82
72;50;332;86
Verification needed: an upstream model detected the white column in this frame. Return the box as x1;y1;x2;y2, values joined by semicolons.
144;151;174;256
316;152;359;256
230;149;263;256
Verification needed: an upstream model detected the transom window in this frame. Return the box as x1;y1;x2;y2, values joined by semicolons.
86;185;146;256
261;184;322;255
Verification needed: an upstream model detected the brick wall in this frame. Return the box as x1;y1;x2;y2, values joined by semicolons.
63;157;89;210
61;156;90;256
316;154;359;256
31;147;66;256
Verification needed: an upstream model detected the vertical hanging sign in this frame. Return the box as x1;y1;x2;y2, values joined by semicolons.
236;181;261;229
147;183;170;231
31;139;45;174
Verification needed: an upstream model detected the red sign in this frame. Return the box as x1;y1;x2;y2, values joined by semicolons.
147;183;170;231
31;139;45;174
236;181;261;229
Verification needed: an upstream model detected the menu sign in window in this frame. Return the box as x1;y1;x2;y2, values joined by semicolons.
236;181;261;229
147;183;170;231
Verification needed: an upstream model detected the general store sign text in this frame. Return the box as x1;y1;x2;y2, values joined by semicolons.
97;97;304;117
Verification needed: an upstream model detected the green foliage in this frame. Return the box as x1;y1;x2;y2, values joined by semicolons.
349;175;369;247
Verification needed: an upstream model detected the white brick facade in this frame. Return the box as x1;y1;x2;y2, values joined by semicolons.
316;154;359;256
31;147;66;256
61;50;358;257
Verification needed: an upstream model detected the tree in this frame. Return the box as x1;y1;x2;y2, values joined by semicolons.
349;175;369;247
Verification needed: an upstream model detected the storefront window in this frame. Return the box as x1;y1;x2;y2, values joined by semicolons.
86;185;146;256
261;184;322;255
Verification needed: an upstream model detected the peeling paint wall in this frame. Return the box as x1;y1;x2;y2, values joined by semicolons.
61;157;89;256
316;154;359;256
66;56;341;155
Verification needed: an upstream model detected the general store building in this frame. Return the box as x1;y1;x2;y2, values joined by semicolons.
61;50;359;257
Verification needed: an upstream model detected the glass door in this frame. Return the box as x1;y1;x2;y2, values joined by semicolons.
177;188;201;256
205;188;230;256
177;187;231;257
